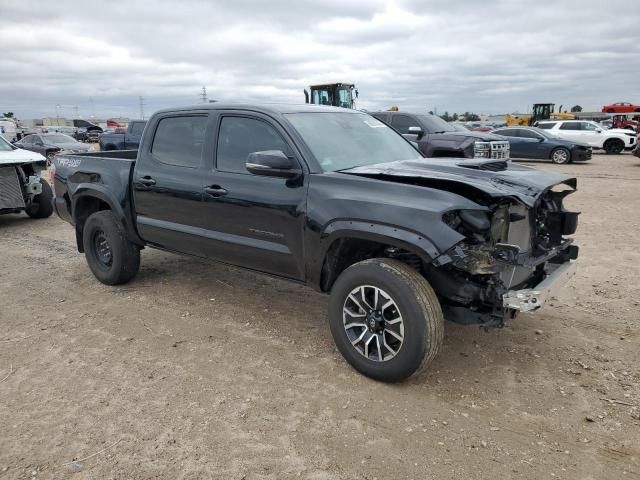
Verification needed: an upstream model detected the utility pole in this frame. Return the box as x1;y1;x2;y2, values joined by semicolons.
55;104;61;126
201;86;208;103
73;105;79;119
139;96;145;120
89;97;95;119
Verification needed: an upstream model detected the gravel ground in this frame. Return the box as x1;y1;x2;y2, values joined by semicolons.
1;153;639;479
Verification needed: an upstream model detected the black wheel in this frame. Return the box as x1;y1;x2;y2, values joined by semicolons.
603;139;624;155
328;258;444;382
550;147;571;164
25;179;53;218
82;210;140;285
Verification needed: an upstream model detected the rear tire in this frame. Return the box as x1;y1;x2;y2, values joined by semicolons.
82;210;140;285
25;179;53;219
603;139;624;155
550;147;571;164
328;258;444;382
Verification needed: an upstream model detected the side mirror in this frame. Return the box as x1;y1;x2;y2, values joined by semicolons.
595;129;602;133
408;126;424;139
246;150;301;179
304;89;309;104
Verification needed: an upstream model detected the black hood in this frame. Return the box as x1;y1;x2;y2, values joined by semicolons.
428;130;507;141
341;158;576;207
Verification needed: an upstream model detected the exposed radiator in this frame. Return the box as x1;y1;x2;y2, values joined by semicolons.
0;166;25;210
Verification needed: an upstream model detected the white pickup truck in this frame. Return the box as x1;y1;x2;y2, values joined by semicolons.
536;120;636;154
0;134;53;219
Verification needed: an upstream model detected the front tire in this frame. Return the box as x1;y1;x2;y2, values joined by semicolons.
82;210;140;285
328;258;444;382
603;139;624;154
25;179;53;218
550;147;571;164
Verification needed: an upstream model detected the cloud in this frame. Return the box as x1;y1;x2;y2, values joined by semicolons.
0;0;638;119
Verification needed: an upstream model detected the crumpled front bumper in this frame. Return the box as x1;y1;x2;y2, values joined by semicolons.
502;260;577;313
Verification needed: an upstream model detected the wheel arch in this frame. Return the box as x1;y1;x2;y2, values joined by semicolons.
315;221;440;292
71;185;139;252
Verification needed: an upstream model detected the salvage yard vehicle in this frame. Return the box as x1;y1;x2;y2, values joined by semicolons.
491;126;592;164
536;120;637;154
304;82;358;109
14;133;91;164
98;120;147;151
52;104;579;382
372;111;510;160
0;134;53;219
602;101;640;113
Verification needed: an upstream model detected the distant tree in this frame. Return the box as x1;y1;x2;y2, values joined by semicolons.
440;111;452;122
2;112;14;118
570;105;583;112
428;111;434;115
452;113;459;121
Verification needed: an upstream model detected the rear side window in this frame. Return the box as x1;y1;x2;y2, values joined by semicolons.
130;122;146;136
559;122;581;131
216;116;289;174
152;116;207;167
494;129;518;137
537;123;554;130
389;115;415;134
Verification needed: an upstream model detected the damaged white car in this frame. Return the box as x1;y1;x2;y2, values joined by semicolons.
0;134;53;219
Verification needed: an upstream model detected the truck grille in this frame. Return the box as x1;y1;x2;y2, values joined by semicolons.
0;167;25;210
474;141;510;160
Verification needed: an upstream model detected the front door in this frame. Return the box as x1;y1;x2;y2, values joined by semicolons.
198;112;308;280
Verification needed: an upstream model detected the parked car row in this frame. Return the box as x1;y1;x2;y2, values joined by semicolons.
491;127;592;164
13;133;91;164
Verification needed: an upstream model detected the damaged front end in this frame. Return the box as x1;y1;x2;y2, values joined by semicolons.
428;185;579;327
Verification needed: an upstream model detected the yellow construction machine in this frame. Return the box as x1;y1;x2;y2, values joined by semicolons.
505;103;576;126
304;82;358;109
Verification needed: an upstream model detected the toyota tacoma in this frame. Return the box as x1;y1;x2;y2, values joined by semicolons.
52;104;579;382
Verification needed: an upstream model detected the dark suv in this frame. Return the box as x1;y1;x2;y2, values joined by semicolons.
373;111;510;160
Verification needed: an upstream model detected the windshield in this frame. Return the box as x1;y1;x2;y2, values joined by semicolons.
414;114;455;133
0;135;15;151
286;112;422;172
45;134;75;144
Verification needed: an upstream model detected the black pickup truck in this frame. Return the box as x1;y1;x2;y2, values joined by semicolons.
53;104;579;382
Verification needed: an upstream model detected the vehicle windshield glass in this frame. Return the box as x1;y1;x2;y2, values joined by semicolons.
414;114;455;133
45;134;75;144
286;112;423;172
0;135;15;151
336;87;353;108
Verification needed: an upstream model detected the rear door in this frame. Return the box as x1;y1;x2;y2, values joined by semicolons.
557;122;583;143
197;111;308;280
133;111;214;256
517;129;548;158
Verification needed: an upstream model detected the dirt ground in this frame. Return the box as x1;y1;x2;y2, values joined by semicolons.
1;153;639;480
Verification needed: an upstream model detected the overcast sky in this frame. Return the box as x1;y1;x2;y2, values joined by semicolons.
1;0;639;120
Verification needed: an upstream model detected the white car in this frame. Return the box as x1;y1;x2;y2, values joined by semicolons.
536;120;636;154
0;134;53;219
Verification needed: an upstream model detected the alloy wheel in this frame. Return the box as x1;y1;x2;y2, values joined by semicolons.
342;285;404;362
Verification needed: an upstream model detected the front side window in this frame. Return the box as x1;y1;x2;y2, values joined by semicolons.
285;112;422;172
0;135;15;151
559;122;580;131
216;116;289;174
537;123;554;129
152;115;207;167
390;115;415;134
583;122;600;131
519;129;542;139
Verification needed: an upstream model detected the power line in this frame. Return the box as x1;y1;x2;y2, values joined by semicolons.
201;86;207;103
139;96;145;119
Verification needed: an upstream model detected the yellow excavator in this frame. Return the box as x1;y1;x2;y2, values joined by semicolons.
506;103;576;126
304;83;358;109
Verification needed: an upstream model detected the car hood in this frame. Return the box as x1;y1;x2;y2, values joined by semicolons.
0;147;47;165
341;158;576;207
428;130;507;141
